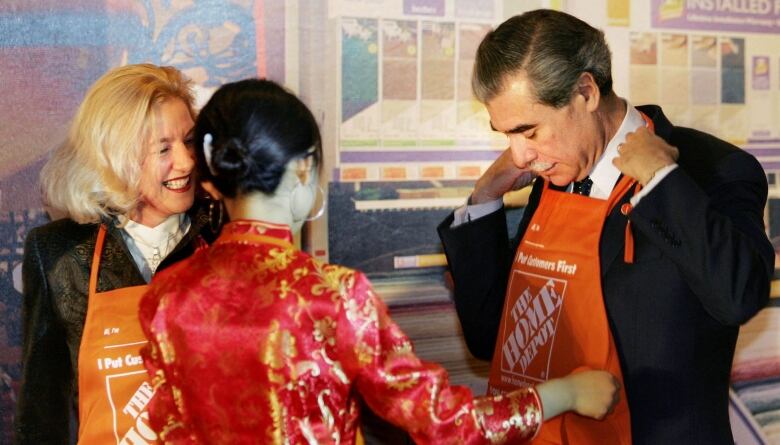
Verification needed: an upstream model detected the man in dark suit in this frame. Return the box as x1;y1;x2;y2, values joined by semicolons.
438;9;773;445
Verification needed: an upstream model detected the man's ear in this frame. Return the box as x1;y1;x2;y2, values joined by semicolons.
576;72;600;112
201;180;223;200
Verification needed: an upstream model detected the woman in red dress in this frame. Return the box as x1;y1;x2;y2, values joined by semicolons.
139;79;620;444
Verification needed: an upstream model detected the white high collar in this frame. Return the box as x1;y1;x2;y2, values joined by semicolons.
121;213;190;281
583;101;646;199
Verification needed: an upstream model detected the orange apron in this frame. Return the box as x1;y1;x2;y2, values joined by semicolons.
77;225;157;445
487;174;638;445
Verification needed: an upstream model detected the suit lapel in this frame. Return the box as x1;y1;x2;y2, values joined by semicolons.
599;108;668;274
600;191;633;276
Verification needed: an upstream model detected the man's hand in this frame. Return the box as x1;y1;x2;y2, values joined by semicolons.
472;148;535;204
613;126;678;186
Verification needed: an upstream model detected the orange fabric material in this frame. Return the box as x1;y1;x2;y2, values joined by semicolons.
624;220;635;264
77;225;158;444
487;175;637;445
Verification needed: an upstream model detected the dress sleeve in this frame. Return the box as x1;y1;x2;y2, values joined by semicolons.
336;271;542;445
139;282;195;445
15;228;72;444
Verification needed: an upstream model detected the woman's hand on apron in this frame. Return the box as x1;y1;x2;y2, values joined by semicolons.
566;369;621;420
535;369;621;421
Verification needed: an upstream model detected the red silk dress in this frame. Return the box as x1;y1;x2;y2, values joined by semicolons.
139;220;542;444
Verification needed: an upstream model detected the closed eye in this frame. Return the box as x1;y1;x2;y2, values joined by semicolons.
184;129;195;148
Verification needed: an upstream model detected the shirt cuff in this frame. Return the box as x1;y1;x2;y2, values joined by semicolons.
451;197;503;228
630;164;678;206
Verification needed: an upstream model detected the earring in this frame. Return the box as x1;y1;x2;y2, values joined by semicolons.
305;184;327;222
208;199;224;233
290;179;315;222
290;181;327;222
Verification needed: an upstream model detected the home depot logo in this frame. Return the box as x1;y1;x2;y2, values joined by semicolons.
500;271;566;382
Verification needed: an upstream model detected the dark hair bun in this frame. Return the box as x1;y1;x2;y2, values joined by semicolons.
212;137;251;178
194;79;322;198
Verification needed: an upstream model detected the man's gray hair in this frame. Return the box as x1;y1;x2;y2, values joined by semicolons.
472;9;613;107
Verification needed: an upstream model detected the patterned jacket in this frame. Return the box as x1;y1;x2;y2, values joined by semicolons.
140;219;542;445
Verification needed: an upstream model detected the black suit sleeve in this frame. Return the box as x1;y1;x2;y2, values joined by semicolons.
630;152;773;326
15;229;72;445
437;180;544;360
437;208;511;359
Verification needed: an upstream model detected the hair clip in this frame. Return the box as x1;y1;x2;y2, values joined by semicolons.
203;133;218;176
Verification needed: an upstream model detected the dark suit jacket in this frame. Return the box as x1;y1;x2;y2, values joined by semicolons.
14;200;219;445
438;105;774;444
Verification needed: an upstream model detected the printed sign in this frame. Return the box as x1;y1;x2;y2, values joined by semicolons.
651;0;780;34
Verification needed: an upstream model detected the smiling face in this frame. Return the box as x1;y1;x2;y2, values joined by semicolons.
135;98;196;227
486;72;603;187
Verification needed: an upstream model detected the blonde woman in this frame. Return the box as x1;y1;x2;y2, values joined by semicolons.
15;64;219;444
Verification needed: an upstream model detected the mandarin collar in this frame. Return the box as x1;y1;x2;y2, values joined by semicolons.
221;219;294;244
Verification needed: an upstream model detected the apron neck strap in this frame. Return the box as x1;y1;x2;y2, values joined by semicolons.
607;175;638;213
639;110;655;133
89;225;108;296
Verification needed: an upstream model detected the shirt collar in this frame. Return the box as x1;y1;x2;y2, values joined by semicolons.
585;100;646;199
123;213;185;246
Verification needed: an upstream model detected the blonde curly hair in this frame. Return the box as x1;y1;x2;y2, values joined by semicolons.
41;63;195;223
